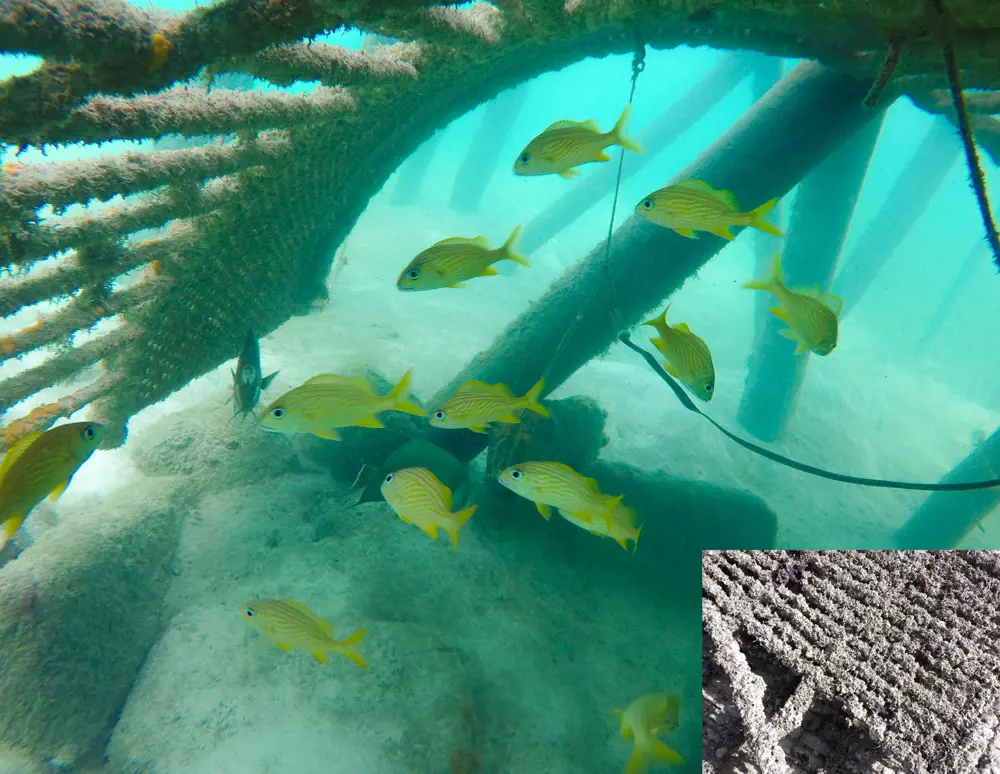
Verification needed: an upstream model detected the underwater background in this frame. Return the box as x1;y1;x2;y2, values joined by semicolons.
1;3;1000;772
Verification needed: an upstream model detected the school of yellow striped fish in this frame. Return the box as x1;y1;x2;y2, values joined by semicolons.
0;99;858;771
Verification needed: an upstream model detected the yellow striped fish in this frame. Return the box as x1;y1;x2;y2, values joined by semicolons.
513;105;644;179
260;369;425;440
496;461;621;532
430;378;549;433
241;598;368;668
397;225;529;291
614;693;685;774
560;498;642;553
635;178;781;240
742;254;842;356
380;466;477;551
641;306;716;402
0;421;104;550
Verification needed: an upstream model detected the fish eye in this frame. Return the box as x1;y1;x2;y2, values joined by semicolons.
81;424;96;440
704;383;714;393
269;407;285;419
641;199;653;210
518;152;530;165
510;469;522;480
433;410;445;421
244;608;255;617
406;268;420;280
384;473;393;484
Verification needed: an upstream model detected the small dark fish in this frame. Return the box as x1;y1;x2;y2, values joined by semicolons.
227;327;279;423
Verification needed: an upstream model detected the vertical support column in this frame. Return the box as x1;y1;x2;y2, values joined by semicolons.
389;132;446;206
894;428;1000;548
737;114;884;441
915;241;989;351
449;85;530;214
518;53;753;255
833;117;960;316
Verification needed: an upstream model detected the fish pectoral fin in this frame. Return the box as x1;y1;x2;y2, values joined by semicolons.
536;502;553;520
275;642;293;652
673;227;697;239
47;477;73;503
769;306;789;323
312;428;342;440
0;514;27;551
354;417;384;429
311;651;329;664
480;266;499;276
557;168;580;179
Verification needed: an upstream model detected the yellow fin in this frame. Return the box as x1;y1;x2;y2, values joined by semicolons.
422;523;439;540
499;224;530;267
481;266;499;276
536;502;552;520
641;305;669;330
445;504;477;551
312;428;342;441
715;187;740;210
593;150;611;162
436;235;491;249
795;285;844;315
446;282;467;288
674;227;697;239
47;477;72;503
747;198;782;237
354;416;384;429
386;369;425;417
468;425;488;433
649;738;685;766
557;168;580;179
497;413;521;423
708;225;735;240
311;651;329;664
665;363;680;378
673;322;692;334
614;536;628;551
0;431;44;482
339;628;368;670
0;514;27;551
610;105;644;154
672;178;716;193
521;378;549;417
769;306;789;323
305;373;376;392
275;642;293;652
545;118;599;132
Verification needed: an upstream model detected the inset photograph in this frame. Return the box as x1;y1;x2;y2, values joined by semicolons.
703;550;1000;773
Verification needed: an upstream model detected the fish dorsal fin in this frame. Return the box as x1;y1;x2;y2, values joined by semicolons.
673;322;692;334
305;373;376;392
793;285;844;315
280;598;313;615
580;475;601;494
545;118;599;132
317;616;334;638
672;178;716;193
0;431;44;482
715;188;740;210
436;235;491;250
455;380;498;395
491;382;515;397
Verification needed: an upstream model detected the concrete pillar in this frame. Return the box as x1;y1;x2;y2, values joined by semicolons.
833;116;960;316
389;131;445;206
737;114;884;441
449;85;530;214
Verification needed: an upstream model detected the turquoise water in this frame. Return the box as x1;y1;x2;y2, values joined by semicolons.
1;11;999;774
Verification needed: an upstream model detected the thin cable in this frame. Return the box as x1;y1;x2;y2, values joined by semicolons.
619;332;1000;492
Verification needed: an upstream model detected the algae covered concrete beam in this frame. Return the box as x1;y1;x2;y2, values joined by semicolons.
211;41;421;88
1;130;289;218
422;61;878;463
27;85;355;146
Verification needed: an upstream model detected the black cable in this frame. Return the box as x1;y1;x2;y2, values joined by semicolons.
618;332;1000;492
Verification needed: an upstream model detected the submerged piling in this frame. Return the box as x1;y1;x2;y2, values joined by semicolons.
449;85;530;214
894;427;1000;548
737;115;883;441
389;131;446;206
518;53;752;255
421;61;880;463
833;116;959;316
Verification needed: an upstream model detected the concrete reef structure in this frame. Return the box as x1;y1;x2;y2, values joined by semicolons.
0;0;999;447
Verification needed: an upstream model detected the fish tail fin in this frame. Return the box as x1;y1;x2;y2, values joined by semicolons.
641;305;669;330
387;369;425;416
741;253;783;294
446;505;478;551
500;224;530;267
339;628;369;670
612;105;644;154
747;198;782;237
522;378;550;417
